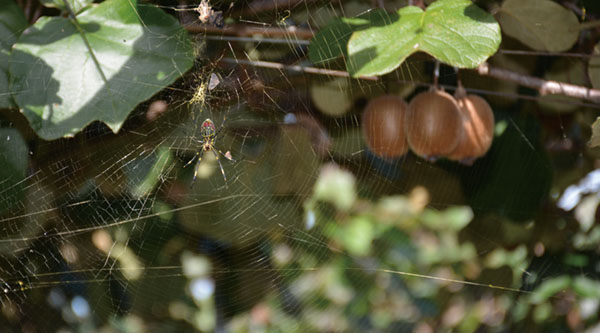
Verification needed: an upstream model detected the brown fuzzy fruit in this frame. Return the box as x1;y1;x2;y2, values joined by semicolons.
405;90;463;160
362;95;409;158
448;95;495;163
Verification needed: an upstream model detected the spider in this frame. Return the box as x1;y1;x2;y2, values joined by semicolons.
195;0;224;28
185;118;236;186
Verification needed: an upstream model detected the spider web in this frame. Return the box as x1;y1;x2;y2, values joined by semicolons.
0;0;599;331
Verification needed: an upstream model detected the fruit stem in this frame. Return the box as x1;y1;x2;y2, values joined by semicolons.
433;60;440;90
455;79;467;99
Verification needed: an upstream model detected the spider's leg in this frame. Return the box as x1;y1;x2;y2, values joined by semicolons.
190;149;205;188
214;114;228;138
184;151;200;168
211;148;227;183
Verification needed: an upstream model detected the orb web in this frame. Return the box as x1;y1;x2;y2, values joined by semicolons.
0;0;598;331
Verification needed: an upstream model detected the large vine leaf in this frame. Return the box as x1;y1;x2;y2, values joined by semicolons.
346;0;501;77
9;0;194;140
308;10;384;64
39;0;93;14
0;0;27;108
588;42;600;89
496;0;579;52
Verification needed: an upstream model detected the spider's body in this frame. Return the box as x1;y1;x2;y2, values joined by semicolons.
185;118;235;186
200;119;216;151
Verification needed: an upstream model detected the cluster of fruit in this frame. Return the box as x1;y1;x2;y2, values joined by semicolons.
362;88;495;165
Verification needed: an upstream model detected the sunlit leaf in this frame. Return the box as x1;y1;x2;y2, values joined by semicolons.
574;194;599;232
573;276;600;298
314;163;357;211
9;0;194;140
39;0;93;13
182;252;212;278
310;77;353;117
442;206;473;231
496;0;579;52
421;206;473;231
0;0;27;108
341;216;374;256
589;117;600;148
347;0;501;77
529;276;571;304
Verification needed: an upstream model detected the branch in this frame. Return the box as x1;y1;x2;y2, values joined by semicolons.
186;24;314;40
220;57;379;81
235;0;320;16
477;62;600;104
187;22;600;104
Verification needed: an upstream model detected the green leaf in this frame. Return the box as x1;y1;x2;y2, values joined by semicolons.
9;0;194;140
39;0;93;14
0;128;28;214
309;77;353;116
442;206;473;231
308;10;379;64
127;145;173;199
341;216;374;256
588;42;600;89
346;0;501;77
0;0;27;108
529;276;571;304
496;0;579;52
573;276;600;298
420;206;473;231
313;163;357;211
532;302;552;323
574;194;600;232
589;117;600;148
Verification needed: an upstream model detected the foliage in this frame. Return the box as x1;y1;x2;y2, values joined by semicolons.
309;0;501;77
495;0;579;52
0;0;27;108
7;0;194;140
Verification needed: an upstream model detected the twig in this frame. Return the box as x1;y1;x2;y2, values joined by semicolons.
186;24;314;39
236;0;319;16
395;80;600;109
204;35;309;45
477;62;600;104
220;57;379;81
499;49;600;58
578;20;600;31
